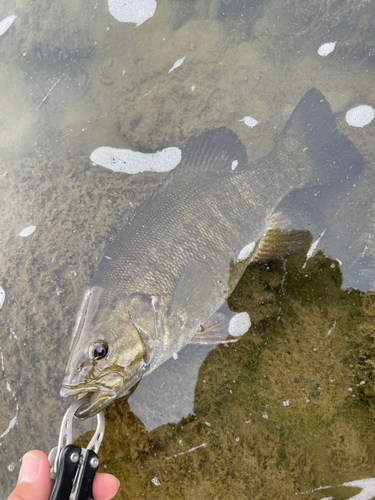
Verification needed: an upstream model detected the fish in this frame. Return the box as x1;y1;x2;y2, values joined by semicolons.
61;89;364;418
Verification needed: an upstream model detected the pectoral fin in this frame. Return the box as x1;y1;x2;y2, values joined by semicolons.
190;303;251;345
170;261;214;319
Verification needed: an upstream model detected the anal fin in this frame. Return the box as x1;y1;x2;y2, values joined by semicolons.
249;209;312;264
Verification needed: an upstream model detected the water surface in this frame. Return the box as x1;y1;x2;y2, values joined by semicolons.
0;0;374;498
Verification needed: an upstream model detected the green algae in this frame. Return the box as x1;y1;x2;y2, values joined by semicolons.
75;248;375;499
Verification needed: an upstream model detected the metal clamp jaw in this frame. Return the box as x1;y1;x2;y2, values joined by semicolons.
48;399;105;500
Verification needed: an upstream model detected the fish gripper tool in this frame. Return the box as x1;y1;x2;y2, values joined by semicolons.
48;398;105;500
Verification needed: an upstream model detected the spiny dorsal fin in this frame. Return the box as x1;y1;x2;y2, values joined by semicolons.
123;127;247;226
161;127;247;190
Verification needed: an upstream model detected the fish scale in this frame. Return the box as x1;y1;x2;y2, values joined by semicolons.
102;169;275;295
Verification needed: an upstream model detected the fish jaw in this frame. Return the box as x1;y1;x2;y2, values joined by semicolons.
74;390;118;419
60;370;125;418
60;359;149;419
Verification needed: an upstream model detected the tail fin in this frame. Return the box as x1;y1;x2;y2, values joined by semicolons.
274;88;364;186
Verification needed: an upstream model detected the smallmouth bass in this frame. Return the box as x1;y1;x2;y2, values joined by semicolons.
61;89;364;418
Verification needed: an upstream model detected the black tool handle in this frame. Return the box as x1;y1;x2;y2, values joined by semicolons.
49;444;99;500
76;449;99;500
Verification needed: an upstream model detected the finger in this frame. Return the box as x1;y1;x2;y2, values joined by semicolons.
93;472;120;500
7;451;50;500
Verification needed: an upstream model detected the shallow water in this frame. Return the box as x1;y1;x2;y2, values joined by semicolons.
0;0;374;498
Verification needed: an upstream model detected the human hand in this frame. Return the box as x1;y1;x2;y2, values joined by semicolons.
7;450;119;500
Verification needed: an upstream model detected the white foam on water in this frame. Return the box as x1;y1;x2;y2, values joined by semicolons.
303;229;326;268
0;404;19;439
299;485;331;495
318;41;337;56
166;442;207;460
0;15;16;37
240;116;258;128
108;0;157;26
299;477;375;499
90;146;181;174
143;86;156;97
346;105;375;128
306;229;326;258
228;312;251;337
237;242;256;262
327;320;336;336
0;286;4;309
341;478;375;500
168;56;186;74
19;226;36;237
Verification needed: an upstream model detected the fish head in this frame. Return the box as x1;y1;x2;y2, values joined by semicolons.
60;288;149;419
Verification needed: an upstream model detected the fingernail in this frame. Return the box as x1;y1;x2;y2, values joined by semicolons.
19;452;40;484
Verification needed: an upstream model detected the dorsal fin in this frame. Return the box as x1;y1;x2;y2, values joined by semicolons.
179;127;248;174
161;127;247;189
122;127;248;226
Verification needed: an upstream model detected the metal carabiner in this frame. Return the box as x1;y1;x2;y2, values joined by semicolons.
48;397;105;500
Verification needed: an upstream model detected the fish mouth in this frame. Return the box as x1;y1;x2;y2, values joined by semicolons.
60;371;125;419
74;390;118;419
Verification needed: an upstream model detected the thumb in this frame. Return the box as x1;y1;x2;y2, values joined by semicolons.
7;451;51;500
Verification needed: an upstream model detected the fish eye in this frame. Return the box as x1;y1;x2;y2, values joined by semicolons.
91;342;108;360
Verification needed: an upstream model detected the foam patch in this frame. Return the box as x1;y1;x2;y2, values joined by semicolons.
108;0;156;26
90;146;181;173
